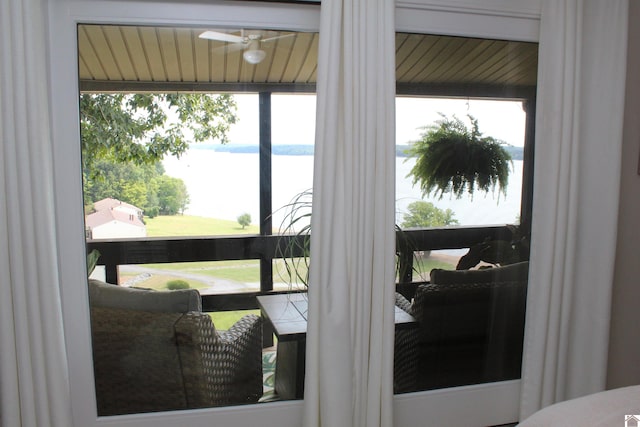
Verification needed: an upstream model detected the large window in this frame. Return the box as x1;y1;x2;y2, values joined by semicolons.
51;1;542;424
392;32;537;395
78;23;537;413
79;24;320;415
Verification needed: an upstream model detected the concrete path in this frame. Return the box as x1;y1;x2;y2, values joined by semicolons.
119;264;259;294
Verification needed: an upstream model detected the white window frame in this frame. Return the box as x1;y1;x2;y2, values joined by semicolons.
48;0;540;426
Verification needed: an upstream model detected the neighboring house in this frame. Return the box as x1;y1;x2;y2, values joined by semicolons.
85;198;146;239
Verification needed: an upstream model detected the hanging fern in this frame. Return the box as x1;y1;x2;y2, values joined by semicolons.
406;114;513;199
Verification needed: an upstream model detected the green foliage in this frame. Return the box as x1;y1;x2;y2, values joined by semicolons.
80;93;237;175
406;114;512;199
156;175;189;215
83;160;189;216
274;190;434;287
274;189;312;289
86;249;101;276
166;279;190;290
401;201;459;229
81;92;236;217
237;213;251;229
145;206;159;218
83;160;156;207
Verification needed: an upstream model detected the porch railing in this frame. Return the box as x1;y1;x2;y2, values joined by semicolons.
86;225;514;312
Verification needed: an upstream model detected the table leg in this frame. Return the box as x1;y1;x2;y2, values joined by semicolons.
274;339;306;400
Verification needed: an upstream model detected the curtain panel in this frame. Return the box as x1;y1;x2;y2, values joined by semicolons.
0;0;74;425
520;0;628;419
303;0;396;425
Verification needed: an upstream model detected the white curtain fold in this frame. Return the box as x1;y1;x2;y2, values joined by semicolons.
303;0;396;425
0;0;74;425
520;0;628;419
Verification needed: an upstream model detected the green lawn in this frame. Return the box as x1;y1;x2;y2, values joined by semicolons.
208;310;260;330
406;256;458;282
145;214;259;237
140;215;460;285
143;260;261;282
129;274;209;291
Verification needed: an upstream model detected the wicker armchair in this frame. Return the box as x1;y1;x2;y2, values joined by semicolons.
88;280;263;416
397;261;529;390
393;298;420;394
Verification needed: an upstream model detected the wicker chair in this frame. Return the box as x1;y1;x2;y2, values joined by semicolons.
88;280;263;416
396;261;529;390
393;294;420;394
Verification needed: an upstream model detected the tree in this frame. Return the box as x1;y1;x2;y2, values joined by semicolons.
80;93;237;176
83;159;160;209
237;213;251;229
401;201;459;229
406;114;512;199
83;159;190;218
156;175;189;215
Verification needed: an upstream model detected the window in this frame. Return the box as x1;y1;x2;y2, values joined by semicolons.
392;31;537;398
79;23;319;415
50;1;541;425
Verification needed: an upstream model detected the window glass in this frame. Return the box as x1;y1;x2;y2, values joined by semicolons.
161;93;260;233
79;24;318;414
78;23;536;412
396;97;526;228
392;32;536;394
271;93;316;229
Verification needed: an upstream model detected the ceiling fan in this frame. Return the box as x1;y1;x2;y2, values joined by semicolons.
198;30;294;64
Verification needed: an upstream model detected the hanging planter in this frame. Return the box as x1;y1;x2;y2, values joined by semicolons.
406;114;513;199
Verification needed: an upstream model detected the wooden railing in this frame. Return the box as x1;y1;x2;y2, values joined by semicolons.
86;225;514;311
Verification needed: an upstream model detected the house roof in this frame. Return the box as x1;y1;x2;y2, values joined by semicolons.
85;207;145;229
78;24;538;98
93;197;142;213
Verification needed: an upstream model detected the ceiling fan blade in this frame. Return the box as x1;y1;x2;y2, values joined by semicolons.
261;33;296;43
212;42;246;55
199;30;244;43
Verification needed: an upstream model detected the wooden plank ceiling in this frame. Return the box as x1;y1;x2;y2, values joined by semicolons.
78;24;538;94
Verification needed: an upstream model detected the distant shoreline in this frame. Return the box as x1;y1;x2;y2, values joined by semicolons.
191;143;524;160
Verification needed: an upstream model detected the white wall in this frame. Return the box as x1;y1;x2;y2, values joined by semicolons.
112;205;141;218
608;0;640;389
91;222;146;239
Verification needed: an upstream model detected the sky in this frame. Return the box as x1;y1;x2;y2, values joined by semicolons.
225;93;527;148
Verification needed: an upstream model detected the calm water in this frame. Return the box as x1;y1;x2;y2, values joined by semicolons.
162;149;524;230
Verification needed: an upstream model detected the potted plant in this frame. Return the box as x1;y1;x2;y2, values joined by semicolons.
406;114;513;200
273;189;313;290
273;190;425;289
404;114;527;271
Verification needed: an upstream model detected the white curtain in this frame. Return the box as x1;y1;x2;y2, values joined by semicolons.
520;0;628;419
0;0;74;425
302;0;396;425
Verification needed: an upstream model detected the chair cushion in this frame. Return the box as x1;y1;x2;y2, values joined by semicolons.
88;279;202;313
430;261;529;285
91;306;189;415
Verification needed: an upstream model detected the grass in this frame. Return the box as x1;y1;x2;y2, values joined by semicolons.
208;310;260;330
145;215;259;237
411;256;458;281
129;274;209;291
139;214;461;286
143;260;261;282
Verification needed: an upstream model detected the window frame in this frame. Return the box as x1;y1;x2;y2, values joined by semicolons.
49;0;541;425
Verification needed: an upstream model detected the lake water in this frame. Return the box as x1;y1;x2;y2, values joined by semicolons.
163;148;523;230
